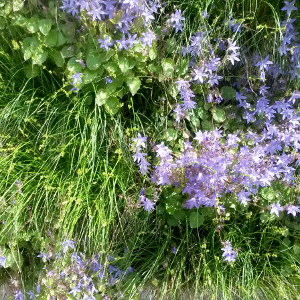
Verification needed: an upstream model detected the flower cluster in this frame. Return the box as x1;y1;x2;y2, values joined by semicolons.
131;133;150;175
169;10;185;33
11;238;134;299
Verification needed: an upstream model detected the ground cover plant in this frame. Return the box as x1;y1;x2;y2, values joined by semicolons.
0;0;300;299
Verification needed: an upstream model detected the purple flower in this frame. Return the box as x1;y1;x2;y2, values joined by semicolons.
193;66;208;84
172;247;177;254
60;0;80;16
71;72;83;85
254;54;273;71
98;37;114;52
229;52;240;65
132;133;147;149
173;104;185;122
221;241;237;263
60;240;76;253
106;76;113;84
170;10;185;33
281;0;297;17
0;256;5;267
37;251;50;262
115;34;128;50
227;40;240;53
26;291;36;300
126;33;138;48
202;11;209;18
155;142;171;159
14;290;24;300
69;286;82;297
140;196;155;212
140;30;156;47
286;204;300;217
270;202;284;217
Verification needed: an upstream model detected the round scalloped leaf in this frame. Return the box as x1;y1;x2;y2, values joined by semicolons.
149;48;157;60
161;58;174;76
221;86;236;100
167;216;179;227
189;212;204;228
13;0;24;11
26;17;39;33
201;119;214;131
156;204;165;215
105;96;121;114
118;56;130;74
87;53;102;70
38;19;52;35
261;187;275;201
126;77;141;96
67;57;82;73
174;210;184;220
32;50;48;65
104;61;120;76
44;30;58;47
165;128;177;141
61;46;74;58
213;108;226;123
83;70;97;84
293;243;300;255
96;89;110;106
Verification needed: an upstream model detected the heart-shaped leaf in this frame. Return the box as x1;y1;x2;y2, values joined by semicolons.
126;77;141;95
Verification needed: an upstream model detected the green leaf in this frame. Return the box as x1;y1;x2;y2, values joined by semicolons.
201;120;214;131
24;65;40;78
26;17;39;33
189;212;204;228
174;210;184;220
106;82;117;93
104;61;120;76
167;83;178;98
221;86;236;100
39;19;52;35
83;69;103;84
282;237;291;247
293;243;300;255
87;53;102;70
197;107;205;119
118;57;128;72
126;77;141;96
156;204;165;215
261;187;275;201
113;75;124;88
145;187;155;195
149;48;157;60
167;216;178;227
13;0;24;11
105;96;121;114
44;30;58;47
67;57;82;73
57;32;68;47
95;89;110;106
176;59;189;77
213;108;226;123
61;46;75;58
32;49;48;65
165;128;177;141
2;248;23;271
52;50;64;67
161;58;174;76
